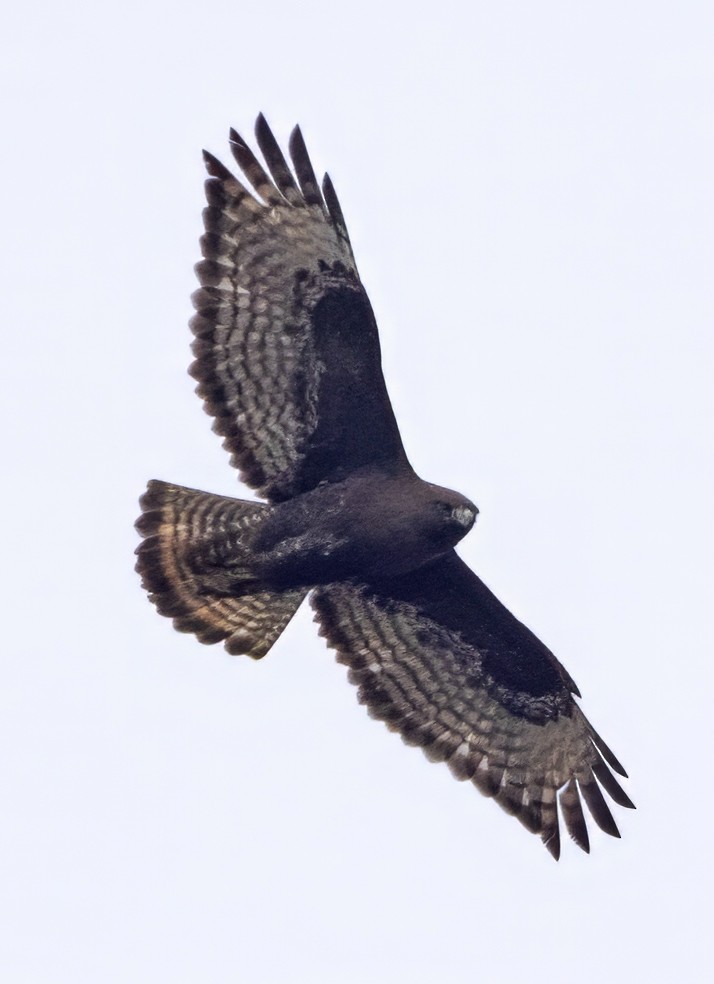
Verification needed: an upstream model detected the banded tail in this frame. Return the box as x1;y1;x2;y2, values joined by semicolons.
135;480;306;658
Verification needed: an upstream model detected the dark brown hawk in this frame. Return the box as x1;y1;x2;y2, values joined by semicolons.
135;115;634;859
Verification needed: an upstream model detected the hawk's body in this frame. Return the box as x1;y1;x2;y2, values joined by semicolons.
136;116;634;859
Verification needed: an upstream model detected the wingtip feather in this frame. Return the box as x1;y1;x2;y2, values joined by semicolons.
228;126;245;147
202;150;233;181
543;827;561;861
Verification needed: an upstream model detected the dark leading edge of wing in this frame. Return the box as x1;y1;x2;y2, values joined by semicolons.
190;114;409;503
312;552;635;859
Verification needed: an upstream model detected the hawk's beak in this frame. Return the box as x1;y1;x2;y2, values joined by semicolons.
453;504;478;529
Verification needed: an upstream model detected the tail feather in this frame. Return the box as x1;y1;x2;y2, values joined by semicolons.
135;480;306;658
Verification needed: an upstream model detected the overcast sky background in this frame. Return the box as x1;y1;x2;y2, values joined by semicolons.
3;1;713;981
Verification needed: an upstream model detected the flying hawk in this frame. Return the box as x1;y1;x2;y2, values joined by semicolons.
135;115;634;859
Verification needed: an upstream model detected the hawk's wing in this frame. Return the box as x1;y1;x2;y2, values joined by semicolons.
311;552;634;859
190;115;410;502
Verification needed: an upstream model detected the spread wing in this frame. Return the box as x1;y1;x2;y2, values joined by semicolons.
311;552;634;859
190;114;410;502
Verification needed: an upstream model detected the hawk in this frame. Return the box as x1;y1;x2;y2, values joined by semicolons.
135;115;634;859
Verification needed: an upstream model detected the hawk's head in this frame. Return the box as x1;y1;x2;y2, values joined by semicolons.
424;485;478;547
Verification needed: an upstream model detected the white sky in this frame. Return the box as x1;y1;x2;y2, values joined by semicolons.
3;1;713;981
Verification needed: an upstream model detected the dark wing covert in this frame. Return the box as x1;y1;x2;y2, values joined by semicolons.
311;552;634;859
191;114;410;502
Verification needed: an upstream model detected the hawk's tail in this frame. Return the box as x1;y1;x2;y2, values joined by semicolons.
135;480;306;658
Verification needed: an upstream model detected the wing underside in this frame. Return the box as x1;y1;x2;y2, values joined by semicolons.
190;115;409;502
311;553;634;858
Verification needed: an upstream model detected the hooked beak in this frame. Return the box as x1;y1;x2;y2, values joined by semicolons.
452;503;478;529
